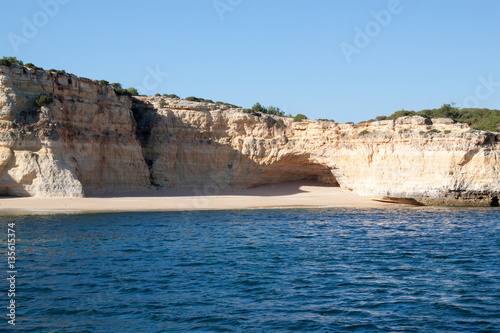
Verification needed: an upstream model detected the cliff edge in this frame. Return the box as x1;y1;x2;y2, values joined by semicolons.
1;65;499;206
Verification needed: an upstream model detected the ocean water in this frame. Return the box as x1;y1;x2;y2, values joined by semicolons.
1;208;499;332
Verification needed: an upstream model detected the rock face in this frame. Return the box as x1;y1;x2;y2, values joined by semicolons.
0;65;149;197
1;65;499;206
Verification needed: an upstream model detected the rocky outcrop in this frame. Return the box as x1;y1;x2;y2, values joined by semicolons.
0;65;149;197
1;65;499;205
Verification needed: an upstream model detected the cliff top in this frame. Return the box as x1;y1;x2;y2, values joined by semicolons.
1;58;498;135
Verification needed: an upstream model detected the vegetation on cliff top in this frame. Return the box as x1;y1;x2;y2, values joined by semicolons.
110;83;139;97
0;56;24;67
371;104;500;132
11;57;498;131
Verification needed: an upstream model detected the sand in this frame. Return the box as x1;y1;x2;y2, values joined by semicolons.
0;181;395;214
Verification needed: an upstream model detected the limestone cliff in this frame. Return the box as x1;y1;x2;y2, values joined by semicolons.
0;65;149;196
1;65;499;206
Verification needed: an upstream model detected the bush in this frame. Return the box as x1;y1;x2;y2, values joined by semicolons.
25;63;43;70
0;56;23;66
267;106;284;116
359;129;370;136
159;99;166;108
249;103;285;116
48;68;66;75
252;102;267;114
318;118;335;122
185;96;214;103
126;87;139;96
111;82;138;97
99;80;109;85
293;114;308;122
35;94;53;107
163;94;180;99
372;104;500;132
275;119;286;130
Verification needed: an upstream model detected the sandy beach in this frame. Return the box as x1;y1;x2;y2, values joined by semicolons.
0;181;395;214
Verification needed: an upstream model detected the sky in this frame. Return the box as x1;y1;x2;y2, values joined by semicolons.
1;0;499;123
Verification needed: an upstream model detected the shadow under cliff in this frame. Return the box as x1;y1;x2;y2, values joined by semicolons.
92;180;337;198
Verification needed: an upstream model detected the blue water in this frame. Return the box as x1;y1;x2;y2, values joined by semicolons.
1;208;499;332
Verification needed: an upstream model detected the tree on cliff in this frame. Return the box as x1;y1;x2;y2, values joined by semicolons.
111;83;139;97
293;114;308;122
0;56;23;66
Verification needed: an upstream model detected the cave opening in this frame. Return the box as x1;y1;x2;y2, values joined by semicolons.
257;158;340;188
491;196;499;207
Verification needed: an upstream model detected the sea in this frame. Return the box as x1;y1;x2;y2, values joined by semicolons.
0;207;498;332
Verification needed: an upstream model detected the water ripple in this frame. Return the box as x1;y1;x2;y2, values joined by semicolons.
1;207;498;332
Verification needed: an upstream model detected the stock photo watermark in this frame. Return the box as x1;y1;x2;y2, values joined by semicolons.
213;0;243;21
462;74;499;108
340;0;412;64
7;0;72;54
6;222;17;326
137;65;169;94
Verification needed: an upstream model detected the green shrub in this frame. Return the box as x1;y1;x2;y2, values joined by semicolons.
444;130;452;134
48;68;66;75
215;101;239;108
0;56;23;66
275;119;286;130
427;129;441;134
185;96;215;103
111;83;138;97
372;104;500;132
35;94;53;107
293;114;308;122
242;109;253;113
159;99;166;108
252;102;266;114
126;87;139;96
359;129;370;136
318;119;335;122
267;106;284;116
99;80;109;85
163;94;180;99
249;103;285;116
25;63;43;70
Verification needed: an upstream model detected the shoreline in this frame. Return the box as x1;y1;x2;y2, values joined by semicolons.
0;181;397;214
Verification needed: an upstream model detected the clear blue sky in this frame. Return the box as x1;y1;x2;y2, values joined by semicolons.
1;0;499;123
